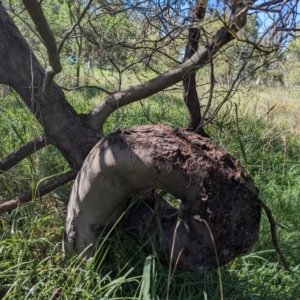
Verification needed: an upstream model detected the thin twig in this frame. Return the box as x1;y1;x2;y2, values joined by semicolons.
198;38;215;129
195;46;255;131
260;200;291;273
139;100;155;124
61;85;111;95
255;0;291;9
57;0;93;54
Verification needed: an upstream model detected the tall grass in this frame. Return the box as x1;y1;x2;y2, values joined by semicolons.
0;84;300;299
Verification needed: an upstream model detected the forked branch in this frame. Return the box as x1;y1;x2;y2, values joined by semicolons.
57;0;93;54
0;168;79;214
89;4;250;132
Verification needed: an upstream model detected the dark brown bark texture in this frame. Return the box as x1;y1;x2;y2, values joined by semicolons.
64;125;261;272
0;4;101;168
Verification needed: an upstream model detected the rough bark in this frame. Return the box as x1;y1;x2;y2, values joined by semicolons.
0;4;101;168
0;1;293;273
63;125;261;272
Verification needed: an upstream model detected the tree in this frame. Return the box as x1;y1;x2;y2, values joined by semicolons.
0;0;296;272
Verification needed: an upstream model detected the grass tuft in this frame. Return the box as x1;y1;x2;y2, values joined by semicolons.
1;86;300;299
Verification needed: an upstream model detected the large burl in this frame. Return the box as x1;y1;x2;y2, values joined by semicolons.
63;125;261;273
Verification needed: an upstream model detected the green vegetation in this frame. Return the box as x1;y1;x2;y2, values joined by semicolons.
1;1;300;298
1;85;300;299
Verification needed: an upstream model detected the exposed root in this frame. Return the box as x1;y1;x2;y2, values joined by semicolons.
260;199;291;273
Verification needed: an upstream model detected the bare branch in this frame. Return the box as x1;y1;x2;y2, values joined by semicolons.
89;6;250;132
277;27;300;32
57;0;93;54
254;0;293;9
22;0;62;96
198;38;215;129
260;200;291;273
182;0;209;137
195;46;255;131
61;85;112;95
0;136;53;172
0;168;79;214
0;4;101;167
139;100;155;124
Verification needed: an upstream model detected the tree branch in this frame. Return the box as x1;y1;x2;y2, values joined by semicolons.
0;5;101;168
260;200;291;273
277;27;300;32
197;37;215;130
22;0;62;96
254;0;292;8
182;0;209;137
88;4;250;132
195;46;253;131
0;135;53;172
0;168;79;214
61;85;112;95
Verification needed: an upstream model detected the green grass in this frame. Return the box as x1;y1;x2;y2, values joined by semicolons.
0;84;300;299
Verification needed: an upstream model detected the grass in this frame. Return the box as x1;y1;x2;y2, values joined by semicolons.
0;84;300;299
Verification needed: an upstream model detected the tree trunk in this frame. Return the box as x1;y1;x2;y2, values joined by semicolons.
182;1;208;137
0;4;101;168
182;28;202;130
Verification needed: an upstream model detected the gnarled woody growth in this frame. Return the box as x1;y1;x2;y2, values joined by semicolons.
63;125;261;272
